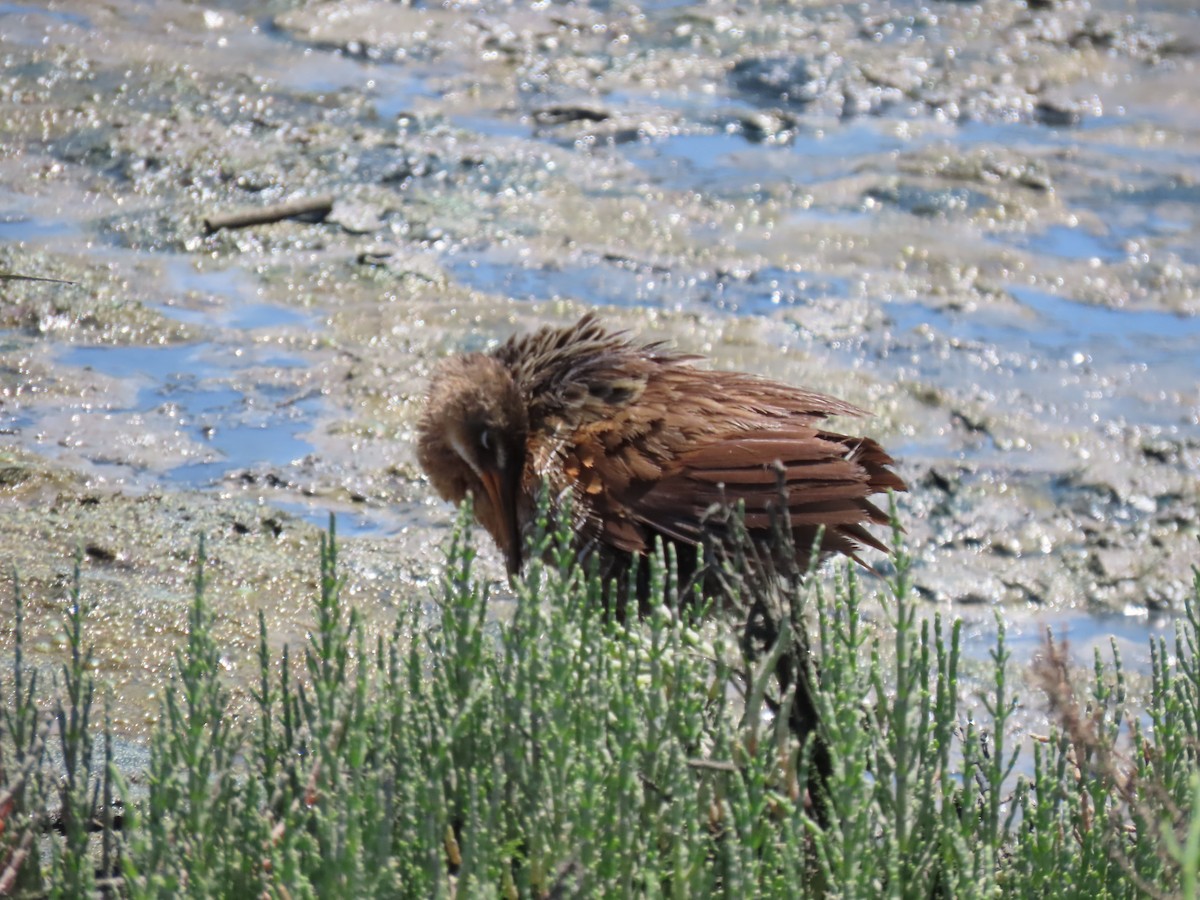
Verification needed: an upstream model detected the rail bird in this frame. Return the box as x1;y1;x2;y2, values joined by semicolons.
417;313;905;607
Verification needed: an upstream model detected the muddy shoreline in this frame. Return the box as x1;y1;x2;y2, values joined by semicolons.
1;0;1197;736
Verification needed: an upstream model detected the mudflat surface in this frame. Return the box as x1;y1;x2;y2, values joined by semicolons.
1;0;1197;736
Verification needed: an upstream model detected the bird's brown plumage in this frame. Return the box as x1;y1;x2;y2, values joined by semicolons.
417;313;906;604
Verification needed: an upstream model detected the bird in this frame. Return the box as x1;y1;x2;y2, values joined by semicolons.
417;313;906;609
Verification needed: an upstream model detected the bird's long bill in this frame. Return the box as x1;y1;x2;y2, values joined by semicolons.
478;466;523;576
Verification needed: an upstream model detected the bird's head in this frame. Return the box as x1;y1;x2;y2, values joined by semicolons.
417;353;529;575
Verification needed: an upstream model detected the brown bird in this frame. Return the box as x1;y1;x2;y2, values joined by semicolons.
417;313;906;606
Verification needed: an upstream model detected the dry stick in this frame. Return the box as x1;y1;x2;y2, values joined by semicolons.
1033;634;1183;900
0;273;77;285
203;195;334;234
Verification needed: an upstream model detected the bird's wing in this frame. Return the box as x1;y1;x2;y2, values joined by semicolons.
560;366;905;561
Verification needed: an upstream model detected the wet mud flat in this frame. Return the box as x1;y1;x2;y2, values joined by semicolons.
1;0;1198;735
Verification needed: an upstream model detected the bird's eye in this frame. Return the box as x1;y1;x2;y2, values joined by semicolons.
478;428;492;452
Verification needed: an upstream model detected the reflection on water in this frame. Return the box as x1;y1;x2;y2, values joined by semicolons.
0;2;90;46
884;286;1200;361
957;605;1177;675
879;287;1200;440
621;119;908;192
1014;287;1200;348
0;211;77;242
446;251;850;316
56;342;318;488
14;253;325;491
1008;225;1122;263
156;301;311;331
258;21;440;120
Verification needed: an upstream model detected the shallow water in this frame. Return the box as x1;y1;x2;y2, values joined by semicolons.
1;0;1198;734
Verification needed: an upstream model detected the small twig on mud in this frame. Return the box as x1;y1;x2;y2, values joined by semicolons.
203;195;334;234
0;273;77;285
1033;633;1190;900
